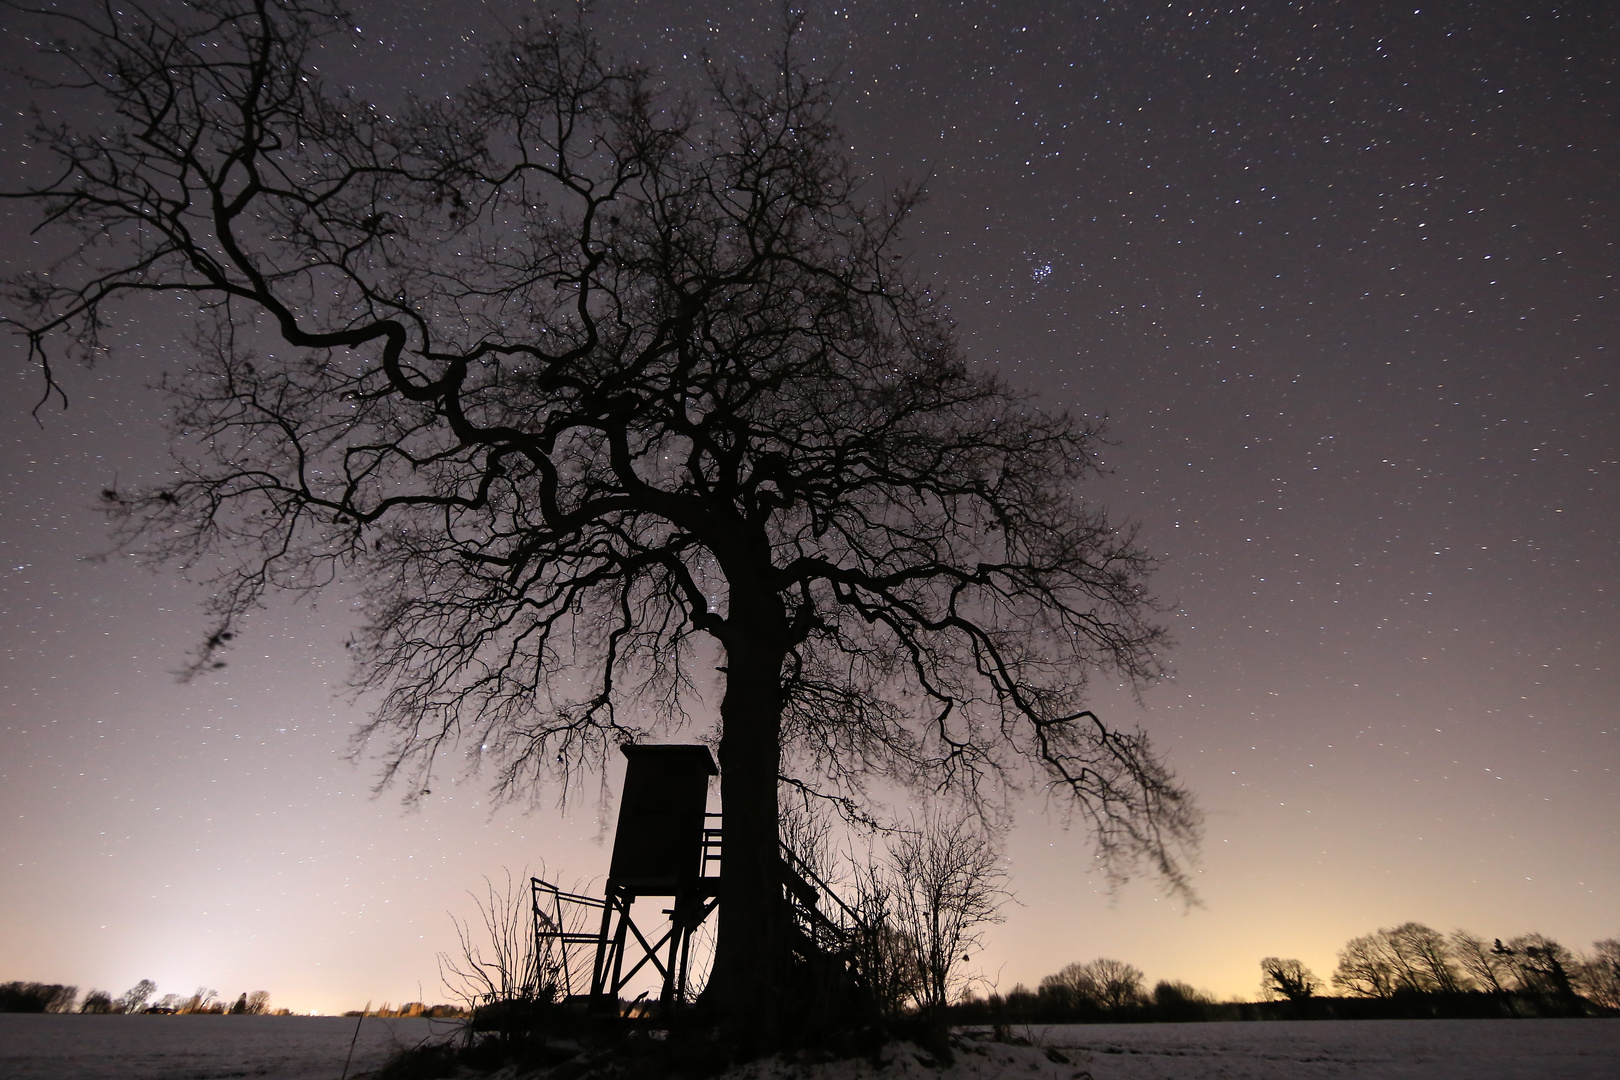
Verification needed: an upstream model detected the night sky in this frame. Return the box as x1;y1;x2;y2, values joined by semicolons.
2;1;1615;1013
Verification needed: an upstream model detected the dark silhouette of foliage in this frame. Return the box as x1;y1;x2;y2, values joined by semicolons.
1495;934;1582;1012
962;923;1619;1028
1088;958;1147;1011
1331;924;1462;998
884;812;1006;1020
116;979;158;1014
180;987;222;1014
0;982;77;1013
5;0;1198;1041
1035;957;1145;1017
79;990;115;1014
1150;980;1212;1022
1449;931;1512;997
1578;939;1620;1010
1327;924;1610;1018
1258;957;1319;1003
439;871;552;1044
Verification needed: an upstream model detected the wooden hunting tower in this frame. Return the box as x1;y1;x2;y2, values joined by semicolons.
530;741;864;1017
608;744;718;891
532;743;721;1011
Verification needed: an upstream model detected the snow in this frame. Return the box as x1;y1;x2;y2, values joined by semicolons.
0;1014;446;1080
728;1021;1620;1080
2;1015;1616;1080
1022;1020;1620;1080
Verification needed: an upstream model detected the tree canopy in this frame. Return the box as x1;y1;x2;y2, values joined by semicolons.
5;0;1198;1037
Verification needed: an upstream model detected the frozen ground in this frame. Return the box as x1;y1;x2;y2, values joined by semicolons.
1024;1020;1620;1080
1;1015;1616;1079
0;1014;446;1080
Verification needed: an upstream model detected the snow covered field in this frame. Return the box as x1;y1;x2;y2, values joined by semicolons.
0;1014;446;1080
1028;1020;1620;1080
1;1015;1616;1079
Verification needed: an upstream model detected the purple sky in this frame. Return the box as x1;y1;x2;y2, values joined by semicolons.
2;1;1615;1013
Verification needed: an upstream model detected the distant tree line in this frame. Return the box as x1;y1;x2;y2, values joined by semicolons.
952;957;1226;1025
0;983;81;1013
949;924;1619;1025
342;1002;468;1019
1259;924;1620;1019
0;979;277;1015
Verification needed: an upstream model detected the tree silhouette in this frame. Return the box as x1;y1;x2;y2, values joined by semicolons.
1088;957;1147;1011
1449;931;1511;996
1039;960;1102;1013
116;979;157;1015
885;812;1006;1019
1498;934;1581;1011
79;990;115;1014
1039;957;1144;1014
1332;933;1399;998
1577;939;1620;1010
4;0;1198;1039
1258;957;1320;1002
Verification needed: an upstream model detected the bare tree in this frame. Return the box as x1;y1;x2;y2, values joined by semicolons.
1331;923;1459;997
1039;957;1143;1014
1258;957;1320;1002
1449;931;1511;995
1575;939;1620;1010
116;979;158;1015
1498;934;1580;1008
1386;922;1461;994
1087;957;1146;1012
847;863;922;1022
4;0;1198;1037
1332;934;1398;998
781;800;923;1021
1039;960;1101;1012
886;812;1007;1018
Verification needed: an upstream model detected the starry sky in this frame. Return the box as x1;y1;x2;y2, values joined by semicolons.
1;1;1615;1013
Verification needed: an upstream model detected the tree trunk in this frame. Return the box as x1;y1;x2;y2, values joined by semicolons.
707;592;790;1046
